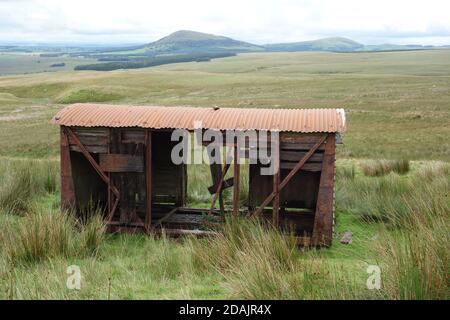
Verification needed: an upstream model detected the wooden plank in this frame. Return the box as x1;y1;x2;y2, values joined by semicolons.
72;127;109;136
70;145;108;154
68;135;109;146
152;207;178;228
122;129;145;144
280;151;324;162
280;133;326;143
280;142;326;151
145;130;152;232
99;154;144;173
233;144;240;216
312;134;335;246
158;229;217;237
280;162;323;171
207;177;234;194
60;127;76;210
252;134;327;217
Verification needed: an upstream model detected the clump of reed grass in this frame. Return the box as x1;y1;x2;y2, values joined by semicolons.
4;207;105;265
376;217;449;300
361;159;410;177
189;217;367;299
337;163;449;227
336;164;356;180
0;159;59;215
337;162;449;299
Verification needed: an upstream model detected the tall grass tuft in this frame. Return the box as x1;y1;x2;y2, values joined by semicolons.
338;163;449;227
376;218;449;300
189;217;366;299
4;207;105;265
338;162;450;299
361;159;410;177
0;158;59;215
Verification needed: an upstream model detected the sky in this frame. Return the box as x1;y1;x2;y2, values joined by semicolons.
0;0;449;45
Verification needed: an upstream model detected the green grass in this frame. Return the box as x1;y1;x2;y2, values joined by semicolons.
0;53;98;76
0;158;448;299
0;50;449;160
56;89;123;104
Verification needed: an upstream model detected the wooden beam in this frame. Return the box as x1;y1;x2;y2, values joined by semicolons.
272;139;280;226
312;134;335;246
233;144;240;216
152;207;179;229
208;148;233;215
145;130;152;232
208;163;231;215
252;134;327;217
107;128;112;216
60;127;76;210
99;154;144;173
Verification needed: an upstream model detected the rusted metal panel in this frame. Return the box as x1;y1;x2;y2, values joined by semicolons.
312;134;336;246
53;104;347;133
99;154;144;173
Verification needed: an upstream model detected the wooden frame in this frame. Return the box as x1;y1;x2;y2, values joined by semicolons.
60;126;337;247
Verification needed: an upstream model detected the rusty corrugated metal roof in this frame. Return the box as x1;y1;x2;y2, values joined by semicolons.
52;103;346;133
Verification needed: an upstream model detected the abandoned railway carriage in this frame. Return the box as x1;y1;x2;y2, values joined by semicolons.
53;104;346;246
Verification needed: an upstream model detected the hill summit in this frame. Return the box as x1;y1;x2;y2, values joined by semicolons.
144;30;264;54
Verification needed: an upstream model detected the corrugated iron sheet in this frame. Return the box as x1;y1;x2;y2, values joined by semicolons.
52;103;346;133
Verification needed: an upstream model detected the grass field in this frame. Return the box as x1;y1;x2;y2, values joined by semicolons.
0;53;98;76
0;50;449;299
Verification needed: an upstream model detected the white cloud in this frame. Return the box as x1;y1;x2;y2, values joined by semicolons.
0;0;449;45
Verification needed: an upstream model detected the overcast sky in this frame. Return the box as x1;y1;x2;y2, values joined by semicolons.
1;0;449;45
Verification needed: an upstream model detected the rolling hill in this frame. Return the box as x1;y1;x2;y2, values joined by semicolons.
71;30;448;71
142;30;264;54
264;37;364;52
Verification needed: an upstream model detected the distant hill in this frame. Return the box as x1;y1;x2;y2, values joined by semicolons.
149;30;264;53
72;30;449;71
264;37;364;52
359;44;436;52
105;30;265;56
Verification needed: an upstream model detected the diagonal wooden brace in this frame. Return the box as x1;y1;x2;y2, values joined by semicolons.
252;134;328;217
208;147;233;215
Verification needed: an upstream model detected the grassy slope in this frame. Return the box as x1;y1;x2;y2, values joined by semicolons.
265;37;364;52
0;49;449;160
0;53;98;76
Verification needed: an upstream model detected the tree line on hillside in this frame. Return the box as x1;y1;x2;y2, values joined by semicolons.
74;52;236;71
